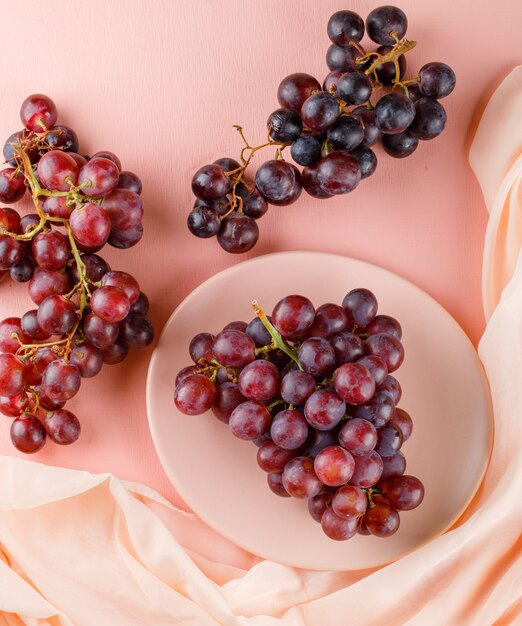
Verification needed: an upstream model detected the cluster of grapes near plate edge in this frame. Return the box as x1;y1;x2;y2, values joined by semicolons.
187;5;456;254
0;94;154;453
174;290;425;541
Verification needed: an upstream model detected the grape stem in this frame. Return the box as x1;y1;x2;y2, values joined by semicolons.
251;300;302;370
2;137;95;362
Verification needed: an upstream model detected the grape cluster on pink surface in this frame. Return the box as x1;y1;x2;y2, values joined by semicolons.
187;5;456;254
0;94;154;453
174;288;424;541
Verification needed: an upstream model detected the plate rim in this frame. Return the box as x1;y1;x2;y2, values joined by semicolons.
146;250;494;570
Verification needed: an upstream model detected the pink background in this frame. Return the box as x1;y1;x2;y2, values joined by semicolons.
0;0;519;503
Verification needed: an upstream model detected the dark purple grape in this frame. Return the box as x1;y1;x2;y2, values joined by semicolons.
337;72;373;105
326;44;368;72
236;185;268;220
298;337;336;378
304;389;346;431
189;332;214;363
10;255;35;282
212;382;245;424
119;316;154;349
322;70;344;94
255;160;302;206
375;423;403;457
187;204;221;238
308;492;333;522
245;316;272;347
238;359;280;402
375;46;407;85
352;106;382;147
378;375;402;404
327;10;364;45
213;157;241;172
382;131;418;158
366;314;402;339
267;108;303;143
68;342;103;378
382;475;425;510
331;332;364;365
118;171;142;194
217;214;259;254
108;224;144;250
174;374;217;415
229;401;271;440
301;91;339;132
129;292;149;318
3;131;38;166
350;146;377;179
277;73;321;113
339;418;378;455
390;407;413;441
272;294;315;339
365;333;404;372
267;473;290;497
302;163;333;199
326;116;364;151
408;97;447;140
290;136;322;167
375;93;415;134
307;303;347;339
342;288;378;326
70;254;110;283
46;125;79;152
366;6;407;46
305;425;342;457
381;450;406;480
280;370;316;405
418;62;456;99
353;390;395;428
191;164;232;200
317;151;361;195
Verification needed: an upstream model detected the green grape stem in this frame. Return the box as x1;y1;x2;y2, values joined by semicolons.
251;300;302;370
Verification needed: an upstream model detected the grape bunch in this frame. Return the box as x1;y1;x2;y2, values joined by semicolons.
174;288;424;540
0;94;154;453
187;5;456;254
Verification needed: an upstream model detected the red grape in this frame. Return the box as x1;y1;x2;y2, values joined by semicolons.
298;337;336;378
0;235;22;270
229;401;272;440
365;333;404;372
189;332;214;363
353;390;395;428
90;286;130;323
32;231;70;271
10;414;46;453
334;362;376;405
330;331;364;365
304;389;346;430
332;484;368;519
37;295;77;335
192;164;232;200
375;424;403;457
101;342;129;365
42;361;81;402
212;329;255;368
83;313;119;349
37;151;79;191
45;125;79;152
349;450;383;488
174;374;217;415
78;157;120;197
339;418;378;455
267;473;290;498
321;506;359;540
0;317;28;353
44;409;81;444
366;314;402;339
70;203;111;249
101;271;140;304
0;353;26;396
357;355;388;385
282;456;323;498
21;309;51;340
381;451;406;480
270;409;309;449
314;445;355;486
69;342;103;378
0;168;26;204
118;171;142;194
280;370;316;405
212;382;245;423
257;441;297;473
277;73;321;113
390;407;413;441
20;94;58;131
0;392;32;417
272;294;315;339
308;492;333;522
378;375;402;404
364;503;400;537
0;207;21;232
238;359;280;402
102;189;144;231
307;303;347;339
383;475;425;510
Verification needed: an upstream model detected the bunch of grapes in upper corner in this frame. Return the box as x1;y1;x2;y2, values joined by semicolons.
187;5;456;255
0;94;154;454
173;288;424;541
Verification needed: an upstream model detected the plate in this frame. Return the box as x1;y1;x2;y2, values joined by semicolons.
146;252;493;570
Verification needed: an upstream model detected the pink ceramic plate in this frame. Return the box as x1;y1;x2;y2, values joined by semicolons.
146;252;493;571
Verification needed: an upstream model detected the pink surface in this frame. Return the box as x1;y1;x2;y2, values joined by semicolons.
0;0;519;503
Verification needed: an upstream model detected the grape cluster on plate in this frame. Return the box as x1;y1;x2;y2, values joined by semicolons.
174;288;424;540
0;94;154;453
187;5;456;254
